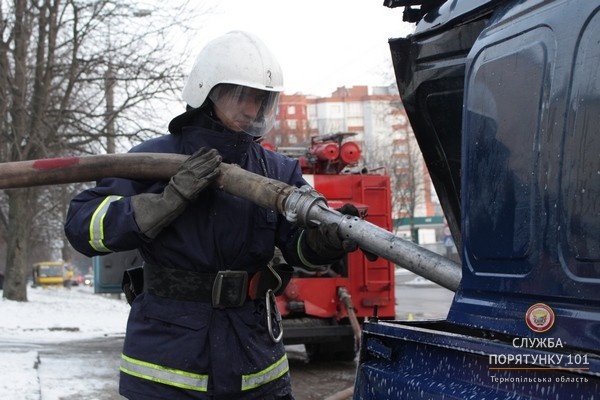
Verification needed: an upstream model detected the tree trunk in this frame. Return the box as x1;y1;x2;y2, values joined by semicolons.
3;189;33;301
0;2;202;301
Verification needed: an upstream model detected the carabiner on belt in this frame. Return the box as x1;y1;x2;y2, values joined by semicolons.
265;288;283;343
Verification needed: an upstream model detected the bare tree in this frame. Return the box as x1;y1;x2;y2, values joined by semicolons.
362;93;430;239
0;0;203;301
390;129;427;241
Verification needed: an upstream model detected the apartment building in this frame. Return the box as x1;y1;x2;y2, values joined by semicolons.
264;85;440;223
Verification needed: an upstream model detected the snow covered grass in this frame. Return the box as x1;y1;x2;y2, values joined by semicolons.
0;285;129;343
0;286;129;399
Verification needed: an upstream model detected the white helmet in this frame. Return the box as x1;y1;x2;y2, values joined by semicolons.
183;30;283;106
169;31;284;136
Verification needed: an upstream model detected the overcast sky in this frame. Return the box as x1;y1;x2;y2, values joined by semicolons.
188;0;416;97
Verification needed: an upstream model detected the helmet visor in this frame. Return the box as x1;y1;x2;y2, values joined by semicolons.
209;84;280;137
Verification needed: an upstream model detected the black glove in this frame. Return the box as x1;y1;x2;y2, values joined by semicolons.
131;148;221;238
336;204;379;262
168;147;222;200
304;220;359;262
303;203;378;263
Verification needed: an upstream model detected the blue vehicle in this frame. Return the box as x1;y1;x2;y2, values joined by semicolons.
354;0;600;398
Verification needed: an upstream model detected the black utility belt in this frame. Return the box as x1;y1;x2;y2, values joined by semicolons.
145;263;250;307
122;262;293;308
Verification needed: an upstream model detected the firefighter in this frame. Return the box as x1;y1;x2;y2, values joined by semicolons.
64;31;358;400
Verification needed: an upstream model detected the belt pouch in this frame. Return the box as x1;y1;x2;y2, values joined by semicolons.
122;266;144;305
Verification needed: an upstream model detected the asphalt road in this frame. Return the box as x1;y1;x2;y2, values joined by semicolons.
291;282;455;399
394;278;455;320
5;284;455;400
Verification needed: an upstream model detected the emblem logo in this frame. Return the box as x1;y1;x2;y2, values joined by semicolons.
525;303;555;332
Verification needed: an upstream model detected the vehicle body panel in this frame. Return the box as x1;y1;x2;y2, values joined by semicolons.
355;0;600;397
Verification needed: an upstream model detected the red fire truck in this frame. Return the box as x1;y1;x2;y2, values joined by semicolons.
265;132;396;361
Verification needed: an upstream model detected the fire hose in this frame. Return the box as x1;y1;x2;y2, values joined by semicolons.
0;153;462;291
338;286;362;350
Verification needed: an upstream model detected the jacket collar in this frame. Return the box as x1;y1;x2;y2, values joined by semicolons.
179;111;254;165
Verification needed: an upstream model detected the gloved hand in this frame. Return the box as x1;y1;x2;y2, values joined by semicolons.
303;203;378;263
131;148;221;238
337;204;379;262
304;220;359;262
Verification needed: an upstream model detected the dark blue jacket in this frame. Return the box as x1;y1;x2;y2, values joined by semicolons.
64;116;310;399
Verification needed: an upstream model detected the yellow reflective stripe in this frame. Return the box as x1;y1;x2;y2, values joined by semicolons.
241;354;289;391
120;354;208;392
297;230;321;268
88;195;122;252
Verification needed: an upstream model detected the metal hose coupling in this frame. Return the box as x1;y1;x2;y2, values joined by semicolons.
283;185;328;228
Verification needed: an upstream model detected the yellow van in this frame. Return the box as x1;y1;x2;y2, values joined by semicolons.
32;261;67;287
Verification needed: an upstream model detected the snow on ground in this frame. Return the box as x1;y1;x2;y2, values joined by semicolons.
0;285;130;399
0;351;40;400
0;285;129;343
